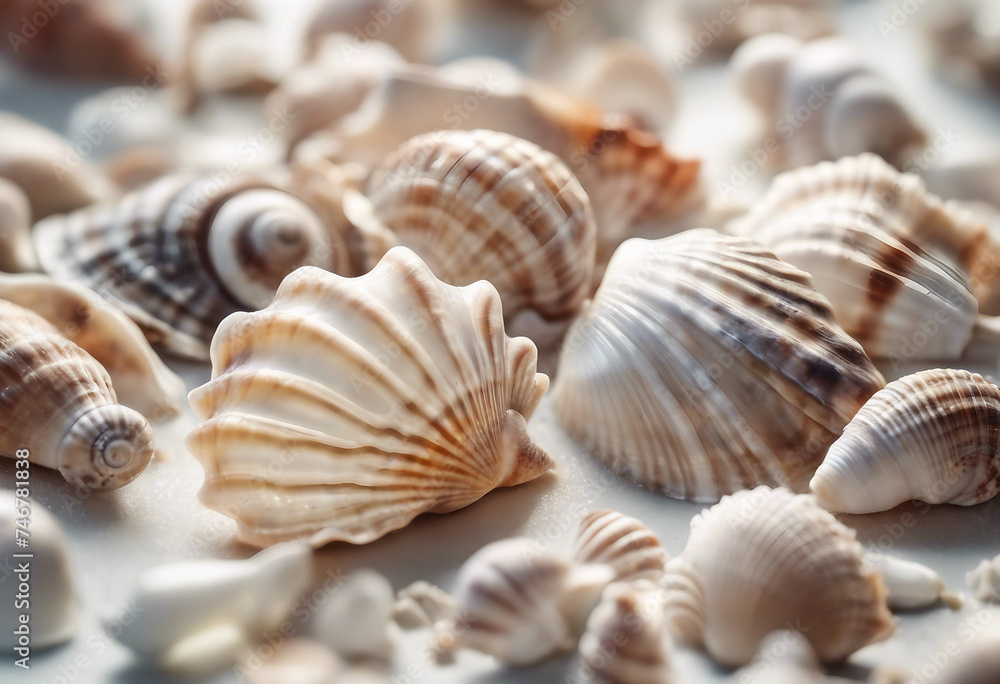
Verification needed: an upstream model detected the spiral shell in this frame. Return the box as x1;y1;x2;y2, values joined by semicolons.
0;299;154;490
553;229;885;502
663;487;894;667
33;174;338;360
810;369;1000;514
731;154;995;359
574;510;668;584
187;247;553;547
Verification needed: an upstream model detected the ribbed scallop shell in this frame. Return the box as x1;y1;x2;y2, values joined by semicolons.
33;174;338;360
553;229;885;502
662;487;894;667
0;300;154;490
578;580;672;684
352;129;597;336
187;247;553;547
731;154;990;360
810;369;1000;514
574;510;668;583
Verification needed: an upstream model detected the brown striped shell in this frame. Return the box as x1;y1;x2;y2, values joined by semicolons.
811;369;1000;514
33;174;340;360
731;154;1000;357
187;247;553;547
553;229;885;502
0;300;154;490
574;510;668;583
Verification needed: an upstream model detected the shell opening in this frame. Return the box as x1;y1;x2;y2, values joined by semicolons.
57;404;155;491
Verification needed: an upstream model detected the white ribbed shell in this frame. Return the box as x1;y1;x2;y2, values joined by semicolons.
574;510;668;583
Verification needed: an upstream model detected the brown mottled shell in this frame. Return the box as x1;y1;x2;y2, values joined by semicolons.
574;510;668;583
553;229;885;502
0;300;154;490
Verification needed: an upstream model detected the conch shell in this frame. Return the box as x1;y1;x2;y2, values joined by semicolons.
0;299;154;490
187;247;553;547
810;369;1000;514
663;486;895;666
0;177;37;272
574;510;668;584
553;229;885;502
33;174;338;360
730;154;1000;358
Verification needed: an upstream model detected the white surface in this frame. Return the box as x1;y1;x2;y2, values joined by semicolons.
2;1;1000;683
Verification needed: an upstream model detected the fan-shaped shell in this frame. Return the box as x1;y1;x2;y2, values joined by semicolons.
347;129;597;339
553;228;885;502
662;487;894;667
731;154;994;360
574;510;668;583
0;299;154;490
187;247;553;547
810;369;1000;514
33;174;339;360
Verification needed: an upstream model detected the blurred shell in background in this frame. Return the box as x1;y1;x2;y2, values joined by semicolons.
678;0;834;54
732;630;826;684
553;229;885;503
0;177;36;272
574;509;668;584
928;0;1000;95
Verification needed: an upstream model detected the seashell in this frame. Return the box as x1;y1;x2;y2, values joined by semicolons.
0;299;154;490
187;247;553;547
241;638;344;684
553;229;885;502
305;0;447;64
0;492;77;650
104;146;179;191
679;0;834;53
433;537;615;666
662;486;894;667
393;581;455;630
577;580;673;684
871;555;963;611
733;36;925;169
810;369;1000;514
730;154;1000;358
316;67;702;269
33;174;338;360
967;553;1000;603
928;0;1000;95
110;542;312;666
0;177;37;272
0;273;185;420
938;628;1000;684
733;630;826;684
0;113;118;220
183;19;279;105
68;87;182;167
314;570;398;662
344;129;597;343
574;510;668;584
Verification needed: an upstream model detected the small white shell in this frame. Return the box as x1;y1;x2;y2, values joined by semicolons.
662;487;894;667
811;369;1000;514
0;178;36;272
967;553;1000;603
577;580;673;684
871;555;962;611
315;570;397;662
574;510;668;584
0;492;76;650
733;630;826;684
393;581;455;630
110;542;312;665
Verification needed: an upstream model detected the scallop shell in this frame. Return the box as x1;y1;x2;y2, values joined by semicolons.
0;299;154;490
346;129;597;342
0;273;185;420
872;555;962;611
679;0;834;52
662;486;894;667
0;177;36;272
574;510;668;584
733;630;826;684
553;228;885;503
730;154;999;360
433;537;614;666
577;580;673;684
810;369;1000;514
187;247;553;547
33;174;338;360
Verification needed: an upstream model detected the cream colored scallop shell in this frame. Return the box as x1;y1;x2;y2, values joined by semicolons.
574;510;668;584
187;247;553;547
553;228;885;502
810;369;1000;514
662;486;894;667
730;154;998;359
0;299;154;490
33;174;337;360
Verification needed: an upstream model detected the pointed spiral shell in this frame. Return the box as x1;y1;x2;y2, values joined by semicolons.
574;510;668;584
811;369;1000;513
0;300;154;490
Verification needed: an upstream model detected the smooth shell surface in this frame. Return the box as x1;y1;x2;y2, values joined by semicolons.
188;247;553;547
0;299;154;490
0;177;37;272
553;229;885;502
732;630;826;684
662;487;894;666
811;369;1000;514
574;510;668;583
